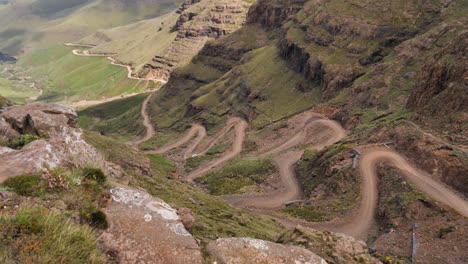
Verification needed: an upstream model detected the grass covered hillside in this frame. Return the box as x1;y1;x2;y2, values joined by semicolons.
0;0;183;55
74;0;253;81
149;0;467;133
142;1;467;262
16;45;158;103
78;12;181;73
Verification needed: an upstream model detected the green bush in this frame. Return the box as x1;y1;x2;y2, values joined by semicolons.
82;168;106;184
8;134;41;149
80;208;109;230
3;175;43;196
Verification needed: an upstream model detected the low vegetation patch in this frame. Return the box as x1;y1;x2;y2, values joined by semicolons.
7;134;41;149
82;167;107;184
196;157;275;195
2;175;44;196
282;206;328;222
0;207;106;263
78;93;148;139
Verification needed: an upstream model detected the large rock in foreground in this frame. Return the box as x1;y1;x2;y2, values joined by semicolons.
101;187;203;264
0;104;110;180
208;237;327;264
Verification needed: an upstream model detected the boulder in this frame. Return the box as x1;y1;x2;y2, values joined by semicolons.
208;237;327;264
0;104;112;181
101;187;203;264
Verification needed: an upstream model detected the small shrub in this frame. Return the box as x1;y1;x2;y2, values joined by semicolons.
89;210;109;230
3;175;43;196
81;209;109;230
8;134;41;149
437;226;456;239
41;170;69;190
82;168;106;184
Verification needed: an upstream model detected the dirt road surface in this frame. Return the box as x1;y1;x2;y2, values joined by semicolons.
148;124;207;155
131;93;156;146
186;118;248;182
225;117;346;209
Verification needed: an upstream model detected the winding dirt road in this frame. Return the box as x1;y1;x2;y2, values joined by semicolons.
152;111;468;240
225;117;347;209
337;148;468;238
147;124;207;155
231;130;467;240
186;118;248;182
68;44;167;83
131;93;157;146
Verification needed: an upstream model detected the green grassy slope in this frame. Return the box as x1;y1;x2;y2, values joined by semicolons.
78;93;149;140
0;0;183;55
18;45;155;102
79;11;180;71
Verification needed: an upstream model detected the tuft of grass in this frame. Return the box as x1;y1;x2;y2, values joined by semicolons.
82;168;106;184
7;134;41;149
2;175;44;196
0;207;106;263
196;157;275;195
80;209;109;230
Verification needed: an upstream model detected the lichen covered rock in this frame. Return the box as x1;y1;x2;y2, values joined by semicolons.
208;237;327;264
101;187;202;264
0;104;114;181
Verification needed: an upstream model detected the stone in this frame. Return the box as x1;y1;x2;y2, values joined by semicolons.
208;237;327;264
0;103;118;182
101;187;203;264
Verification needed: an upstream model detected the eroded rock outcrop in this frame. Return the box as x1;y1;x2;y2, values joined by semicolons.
143;0;251;81
0;104;116;180
101;187;203;264
208;237;327;264
276;228;381;264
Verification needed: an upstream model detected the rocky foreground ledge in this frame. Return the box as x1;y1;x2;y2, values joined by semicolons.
0;103;119;181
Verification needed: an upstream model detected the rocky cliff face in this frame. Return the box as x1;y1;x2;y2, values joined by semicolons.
0;104;121;180
142;0;251;81
406;29;467;137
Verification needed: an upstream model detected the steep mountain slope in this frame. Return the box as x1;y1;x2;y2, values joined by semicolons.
142;0;467;262
75;0;253;81
0;0;183;55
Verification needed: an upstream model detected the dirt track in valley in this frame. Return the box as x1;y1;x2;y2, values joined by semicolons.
68;44;167;83
67;40;468;240
186;118;248;182
147;124;207;155
149;112;468;240
336;148;468;238
225;117;347;209
131;93;156;146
